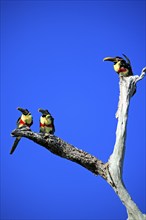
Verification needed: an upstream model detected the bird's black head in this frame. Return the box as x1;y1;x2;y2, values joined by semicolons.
113;56;123;64
17;107;30;115
38;108;50;116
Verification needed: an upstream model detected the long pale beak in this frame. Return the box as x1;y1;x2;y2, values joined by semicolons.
103;57;117;62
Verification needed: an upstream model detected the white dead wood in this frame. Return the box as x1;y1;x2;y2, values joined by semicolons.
108;67;146;220
11;67;146;220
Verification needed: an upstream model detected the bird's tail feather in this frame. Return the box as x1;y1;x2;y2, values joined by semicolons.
10;137;21;154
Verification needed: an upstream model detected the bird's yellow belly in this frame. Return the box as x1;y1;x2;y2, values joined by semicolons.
21;115;32;124
114;63;129;76
41;117;51;125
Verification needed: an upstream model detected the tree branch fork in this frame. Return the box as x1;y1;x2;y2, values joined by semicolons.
11;68;146;220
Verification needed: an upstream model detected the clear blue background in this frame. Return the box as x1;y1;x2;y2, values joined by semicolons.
1;0;145;219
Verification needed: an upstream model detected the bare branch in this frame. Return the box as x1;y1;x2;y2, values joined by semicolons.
11;129;108;180
135;67;146;82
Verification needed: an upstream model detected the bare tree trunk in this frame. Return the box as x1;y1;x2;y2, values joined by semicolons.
11;68;146;220
108;69;146;220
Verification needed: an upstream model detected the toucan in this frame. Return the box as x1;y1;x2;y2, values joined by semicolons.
10;107;33;154
103;54;133;77
38;108;55;134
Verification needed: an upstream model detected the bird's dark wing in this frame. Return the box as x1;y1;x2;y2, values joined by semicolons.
51;117;55;134
16;117;21;127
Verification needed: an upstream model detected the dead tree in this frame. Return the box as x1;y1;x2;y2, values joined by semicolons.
11;67;146;220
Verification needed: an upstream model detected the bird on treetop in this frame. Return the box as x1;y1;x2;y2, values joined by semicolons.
103;54;133;77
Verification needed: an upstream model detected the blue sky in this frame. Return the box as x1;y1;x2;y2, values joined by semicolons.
0;0;146;219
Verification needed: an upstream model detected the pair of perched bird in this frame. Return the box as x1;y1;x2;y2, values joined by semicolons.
10;107;55;155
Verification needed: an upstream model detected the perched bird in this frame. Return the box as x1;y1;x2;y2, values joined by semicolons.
38;108;55;134
10;107;33;154
103;54;133;77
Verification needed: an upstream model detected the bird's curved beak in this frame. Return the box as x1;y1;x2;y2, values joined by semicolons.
103;57;117;62
17;107;27;114
38;108;46;114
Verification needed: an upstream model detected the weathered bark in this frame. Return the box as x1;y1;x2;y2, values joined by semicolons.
11;67;146;220
11;129;109;180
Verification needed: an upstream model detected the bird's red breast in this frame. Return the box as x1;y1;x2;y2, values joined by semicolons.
19;119;25;125
117;67;127;73
40;122;53;127
19;118;32;127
